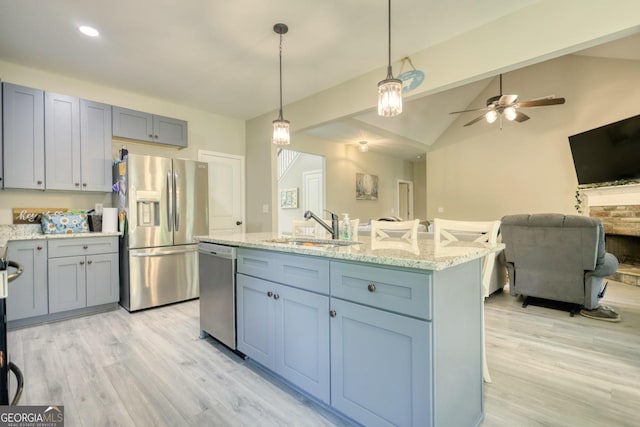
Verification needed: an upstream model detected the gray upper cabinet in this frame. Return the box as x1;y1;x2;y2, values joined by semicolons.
113;106;187;148
2;82;45;190
80;100;112;191
45;95;112;192
45;92;81;190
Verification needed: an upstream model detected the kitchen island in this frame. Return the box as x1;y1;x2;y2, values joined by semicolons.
197;232;499;427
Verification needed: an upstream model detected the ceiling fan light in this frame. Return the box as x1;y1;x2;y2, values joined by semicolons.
504;106;517;121
485;110;498;124
378;78;403;117
272;119;290;146
358;140;369;152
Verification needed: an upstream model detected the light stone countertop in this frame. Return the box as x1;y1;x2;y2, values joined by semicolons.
0;224;121;258
196;232;503;271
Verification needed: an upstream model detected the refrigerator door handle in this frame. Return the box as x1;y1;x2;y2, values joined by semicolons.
174;169;180;232
131;248;195;257
166;171;173;232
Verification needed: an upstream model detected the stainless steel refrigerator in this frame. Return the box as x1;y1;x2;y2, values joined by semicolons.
115;154;208;311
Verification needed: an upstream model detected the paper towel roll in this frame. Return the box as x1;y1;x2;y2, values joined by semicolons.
102;208;118;233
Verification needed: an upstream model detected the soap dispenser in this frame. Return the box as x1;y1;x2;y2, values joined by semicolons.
341;213;352;241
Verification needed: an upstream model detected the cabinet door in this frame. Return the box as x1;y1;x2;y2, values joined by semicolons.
48;256;87;313
6;241;48;321
112;106;153;142
330;298;432;427
86;253;119;306
276;284;330;404
236;274;276;370
45;92;81;190
80;100;112;192
153;114;187;148
0;82;3;187
2;83;45;189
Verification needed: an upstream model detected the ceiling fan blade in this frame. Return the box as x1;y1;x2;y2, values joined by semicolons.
514;111;530;122
464;114;487;127
498;94;518;105
516;97;566;108
450;107;488;114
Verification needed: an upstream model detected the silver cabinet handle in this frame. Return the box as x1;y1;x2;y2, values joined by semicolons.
36;246;43;250
267;291;273;297
83;245;88;249
82;183;87;187
330;310;337;318
87;260;93;265
273;293;280;300
75;182;80;187
131;249;195;257
79;261;85;265
368;283;376;293
7;261;24;283
37;180;43;185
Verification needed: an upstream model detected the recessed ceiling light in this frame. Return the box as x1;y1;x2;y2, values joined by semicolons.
79;25;99;37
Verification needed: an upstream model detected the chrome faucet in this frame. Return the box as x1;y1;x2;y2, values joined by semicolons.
304;210;339;239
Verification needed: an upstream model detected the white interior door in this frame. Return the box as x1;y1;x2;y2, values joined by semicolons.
303;169;324;216
397;180;413;220
198;150;245;234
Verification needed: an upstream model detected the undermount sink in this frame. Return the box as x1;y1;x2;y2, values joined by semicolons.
263;238;360;248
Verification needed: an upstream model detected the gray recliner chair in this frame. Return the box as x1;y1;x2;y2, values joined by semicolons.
501;213;618;311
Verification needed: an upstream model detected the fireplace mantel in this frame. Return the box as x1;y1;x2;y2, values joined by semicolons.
582;183;640;207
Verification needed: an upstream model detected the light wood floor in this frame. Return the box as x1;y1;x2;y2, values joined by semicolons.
7;280;640;427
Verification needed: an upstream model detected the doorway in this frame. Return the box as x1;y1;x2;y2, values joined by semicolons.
277;149;326;234
198;150;245;234
396;180;414;220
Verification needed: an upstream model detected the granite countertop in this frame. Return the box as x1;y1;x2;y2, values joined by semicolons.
196;232;504;271
0;224;121;257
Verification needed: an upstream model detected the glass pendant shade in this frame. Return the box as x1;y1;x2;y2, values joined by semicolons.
272;119;290;146
504;106;517;121
358;141;369;152
378;77;403;117
485;110;498;124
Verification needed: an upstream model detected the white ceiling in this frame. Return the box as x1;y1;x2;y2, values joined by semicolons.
0;1;637;161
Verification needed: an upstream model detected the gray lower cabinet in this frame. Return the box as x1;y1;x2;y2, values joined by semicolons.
330;298;431;427
235;248;483;427
112;106;187;148
1;81;3;187
237;274;331;404
237;248;331;404
48;237;119;314
6;240;48;321
2;82;45;190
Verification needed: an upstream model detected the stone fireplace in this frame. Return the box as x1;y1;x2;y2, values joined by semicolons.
583;184;640;286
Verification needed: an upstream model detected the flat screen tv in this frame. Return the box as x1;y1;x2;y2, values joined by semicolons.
569;114;640;185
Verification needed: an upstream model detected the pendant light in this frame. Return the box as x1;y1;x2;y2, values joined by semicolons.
377;0;402;117
272;23;290;146
358;140;369;152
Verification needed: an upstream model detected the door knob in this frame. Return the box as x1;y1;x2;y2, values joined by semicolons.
267;291;273;297
87;260;93;265
330;310;337;318
368;283;377;293
79;261;85;265
236;220;243;226
273;293;280;300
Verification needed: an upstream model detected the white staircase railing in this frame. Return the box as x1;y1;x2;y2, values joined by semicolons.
277;149;300;181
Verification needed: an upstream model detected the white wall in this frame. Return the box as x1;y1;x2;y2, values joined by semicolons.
0;60;245;224
426;55;640;220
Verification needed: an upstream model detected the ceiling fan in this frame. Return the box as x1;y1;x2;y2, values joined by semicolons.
450;74;566;127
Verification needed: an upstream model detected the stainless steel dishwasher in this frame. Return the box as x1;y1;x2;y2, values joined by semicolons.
198;242;237;350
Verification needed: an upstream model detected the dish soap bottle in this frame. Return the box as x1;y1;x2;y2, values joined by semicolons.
341;213;352;241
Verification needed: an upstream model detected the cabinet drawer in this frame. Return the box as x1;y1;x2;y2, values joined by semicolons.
237;248;329;294
330;261;432;320
48;237;118;257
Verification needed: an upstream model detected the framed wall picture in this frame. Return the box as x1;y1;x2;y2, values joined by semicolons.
280;188;299;209
356;173;378;200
